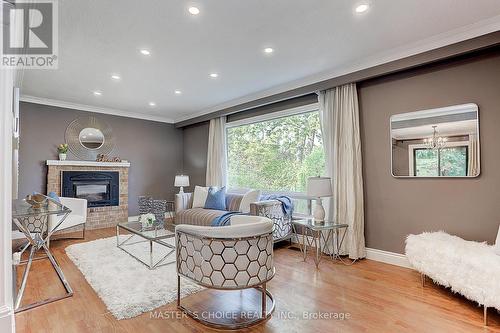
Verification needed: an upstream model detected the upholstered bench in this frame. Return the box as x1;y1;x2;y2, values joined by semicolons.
406;231;500;326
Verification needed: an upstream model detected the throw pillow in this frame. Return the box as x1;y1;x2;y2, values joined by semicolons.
495;224;500;256
192;186;210;208
204;187;226;210
48;191;60;203
239;189;261;213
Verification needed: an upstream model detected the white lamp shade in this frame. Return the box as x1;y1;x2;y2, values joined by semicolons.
307;177;332;198
174;175;189;187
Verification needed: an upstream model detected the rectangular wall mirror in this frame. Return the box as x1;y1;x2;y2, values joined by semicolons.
391;103;480;178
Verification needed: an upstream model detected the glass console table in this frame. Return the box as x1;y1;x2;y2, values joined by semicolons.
12;195;73;312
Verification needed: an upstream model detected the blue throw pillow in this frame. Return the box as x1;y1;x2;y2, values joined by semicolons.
204;187;226;210
48;191;60;203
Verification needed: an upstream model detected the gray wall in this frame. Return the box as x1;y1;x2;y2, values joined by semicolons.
182;121;209;191
19;102;183;215
179;50;500;254
359;50;500;253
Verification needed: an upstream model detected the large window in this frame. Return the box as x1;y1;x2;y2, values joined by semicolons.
412;145;468;177
226;109;325;194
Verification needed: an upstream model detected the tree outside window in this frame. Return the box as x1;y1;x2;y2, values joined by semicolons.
226;111;325;193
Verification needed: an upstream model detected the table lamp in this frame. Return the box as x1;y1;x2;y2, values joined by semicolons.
307;176;332;222
174;175;189;194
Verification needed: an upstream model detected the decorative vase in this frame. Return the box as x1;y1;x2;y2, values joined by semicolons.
59;153;67;161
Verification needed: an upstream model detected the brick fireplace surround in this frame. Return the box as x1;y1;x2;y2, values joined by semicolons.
46;160;130;230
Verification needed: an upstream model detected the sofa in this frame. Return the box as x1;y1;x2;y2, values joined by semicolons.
174;191;292;242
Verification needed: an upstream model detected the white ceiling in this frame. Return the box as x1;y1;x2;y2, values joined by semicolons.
20;0;500;123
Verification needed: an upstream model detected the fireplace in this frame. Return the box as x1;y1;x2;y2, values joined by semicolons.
62;171;119;207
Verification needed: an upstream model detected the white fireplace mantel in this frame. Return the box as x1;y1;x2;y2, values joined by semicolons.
46;160;130;167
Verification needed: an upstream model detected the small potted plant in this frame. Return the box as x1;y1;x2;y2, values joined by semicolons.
139;213;156;228
57;143;68;160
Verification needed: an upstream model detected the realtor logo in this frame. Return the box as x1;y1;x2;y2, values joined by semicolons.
1;0;58;69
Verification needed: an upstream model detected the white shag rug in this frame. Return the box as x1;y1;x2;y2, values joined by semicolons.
65;235;203;319
406;231;500;310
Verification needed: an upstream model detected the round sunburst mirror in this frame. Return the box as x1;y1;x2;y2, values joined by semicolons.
79;127;105;150
65;116;114;160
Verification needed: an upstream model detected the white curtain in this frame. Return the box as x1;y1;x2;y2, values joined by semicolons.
468;133;480;176
206;117;227;187
318;83;366;259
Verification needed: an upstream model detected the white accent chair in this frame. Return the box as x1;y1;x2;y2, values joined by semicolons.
48;197;87;244
176;215;275;329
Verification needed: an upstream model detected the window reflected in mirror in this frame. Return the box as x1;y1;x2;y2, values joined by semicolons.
391;103;480;177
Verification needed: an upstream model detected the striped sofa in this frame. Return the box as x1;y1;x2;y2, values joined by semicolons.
174;192;292;242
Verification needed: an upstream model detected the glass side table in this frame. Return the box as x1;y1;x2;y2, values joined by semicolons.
12;195;73;312
292;218;349;268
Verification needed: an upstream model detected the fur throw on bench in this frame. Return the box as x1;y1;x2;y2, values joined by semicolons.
406;231;500;311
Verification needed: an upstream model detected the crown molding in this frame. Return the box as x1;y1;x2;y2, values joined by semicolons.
20;95;175;124
174;15;500;124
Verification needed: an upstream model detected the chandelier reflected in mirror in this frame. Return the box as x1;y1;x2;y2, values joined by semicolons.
424;125;447;150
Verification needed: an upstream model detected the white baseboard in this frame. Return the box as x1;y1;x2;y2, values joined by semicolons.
290;234;412;269
0;305;14;333
365;247;412;269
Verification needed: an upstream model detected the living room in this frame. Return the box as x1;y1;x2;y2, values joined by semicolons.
1;1;500;332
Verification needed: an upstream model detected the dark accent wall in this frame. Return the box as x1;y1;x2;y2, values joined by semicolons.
359;50;500;253
180;49;500;254
182;121;209;191
19;102;183;215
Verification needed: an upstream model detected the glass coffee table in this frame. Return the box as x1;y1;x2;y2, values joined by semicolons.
116;221;176;269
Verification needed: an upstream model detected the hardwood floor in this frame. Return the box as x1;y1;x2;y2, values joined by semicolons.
14;228;500;333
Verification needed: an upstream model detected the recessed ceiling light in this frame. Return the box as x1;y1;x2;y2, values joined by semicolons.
209;73;218;78
174;90;182;95
140;49;151;56
111;74;121;80
188;6;200;15
264;47;274;54
355;3;369;13
93;91;102;96
149;102;156;107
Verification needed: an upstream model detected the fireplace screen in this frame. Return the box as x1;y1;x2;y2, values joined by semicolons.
62;171;119;207
75;183;108;201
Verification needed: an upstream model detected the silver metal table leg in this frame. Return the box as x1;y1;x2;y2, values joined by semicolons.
15;246;36;310
261;282;267;317
42;242;73;295
484;306;488;326
177;275;181;307
150;240;153;269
